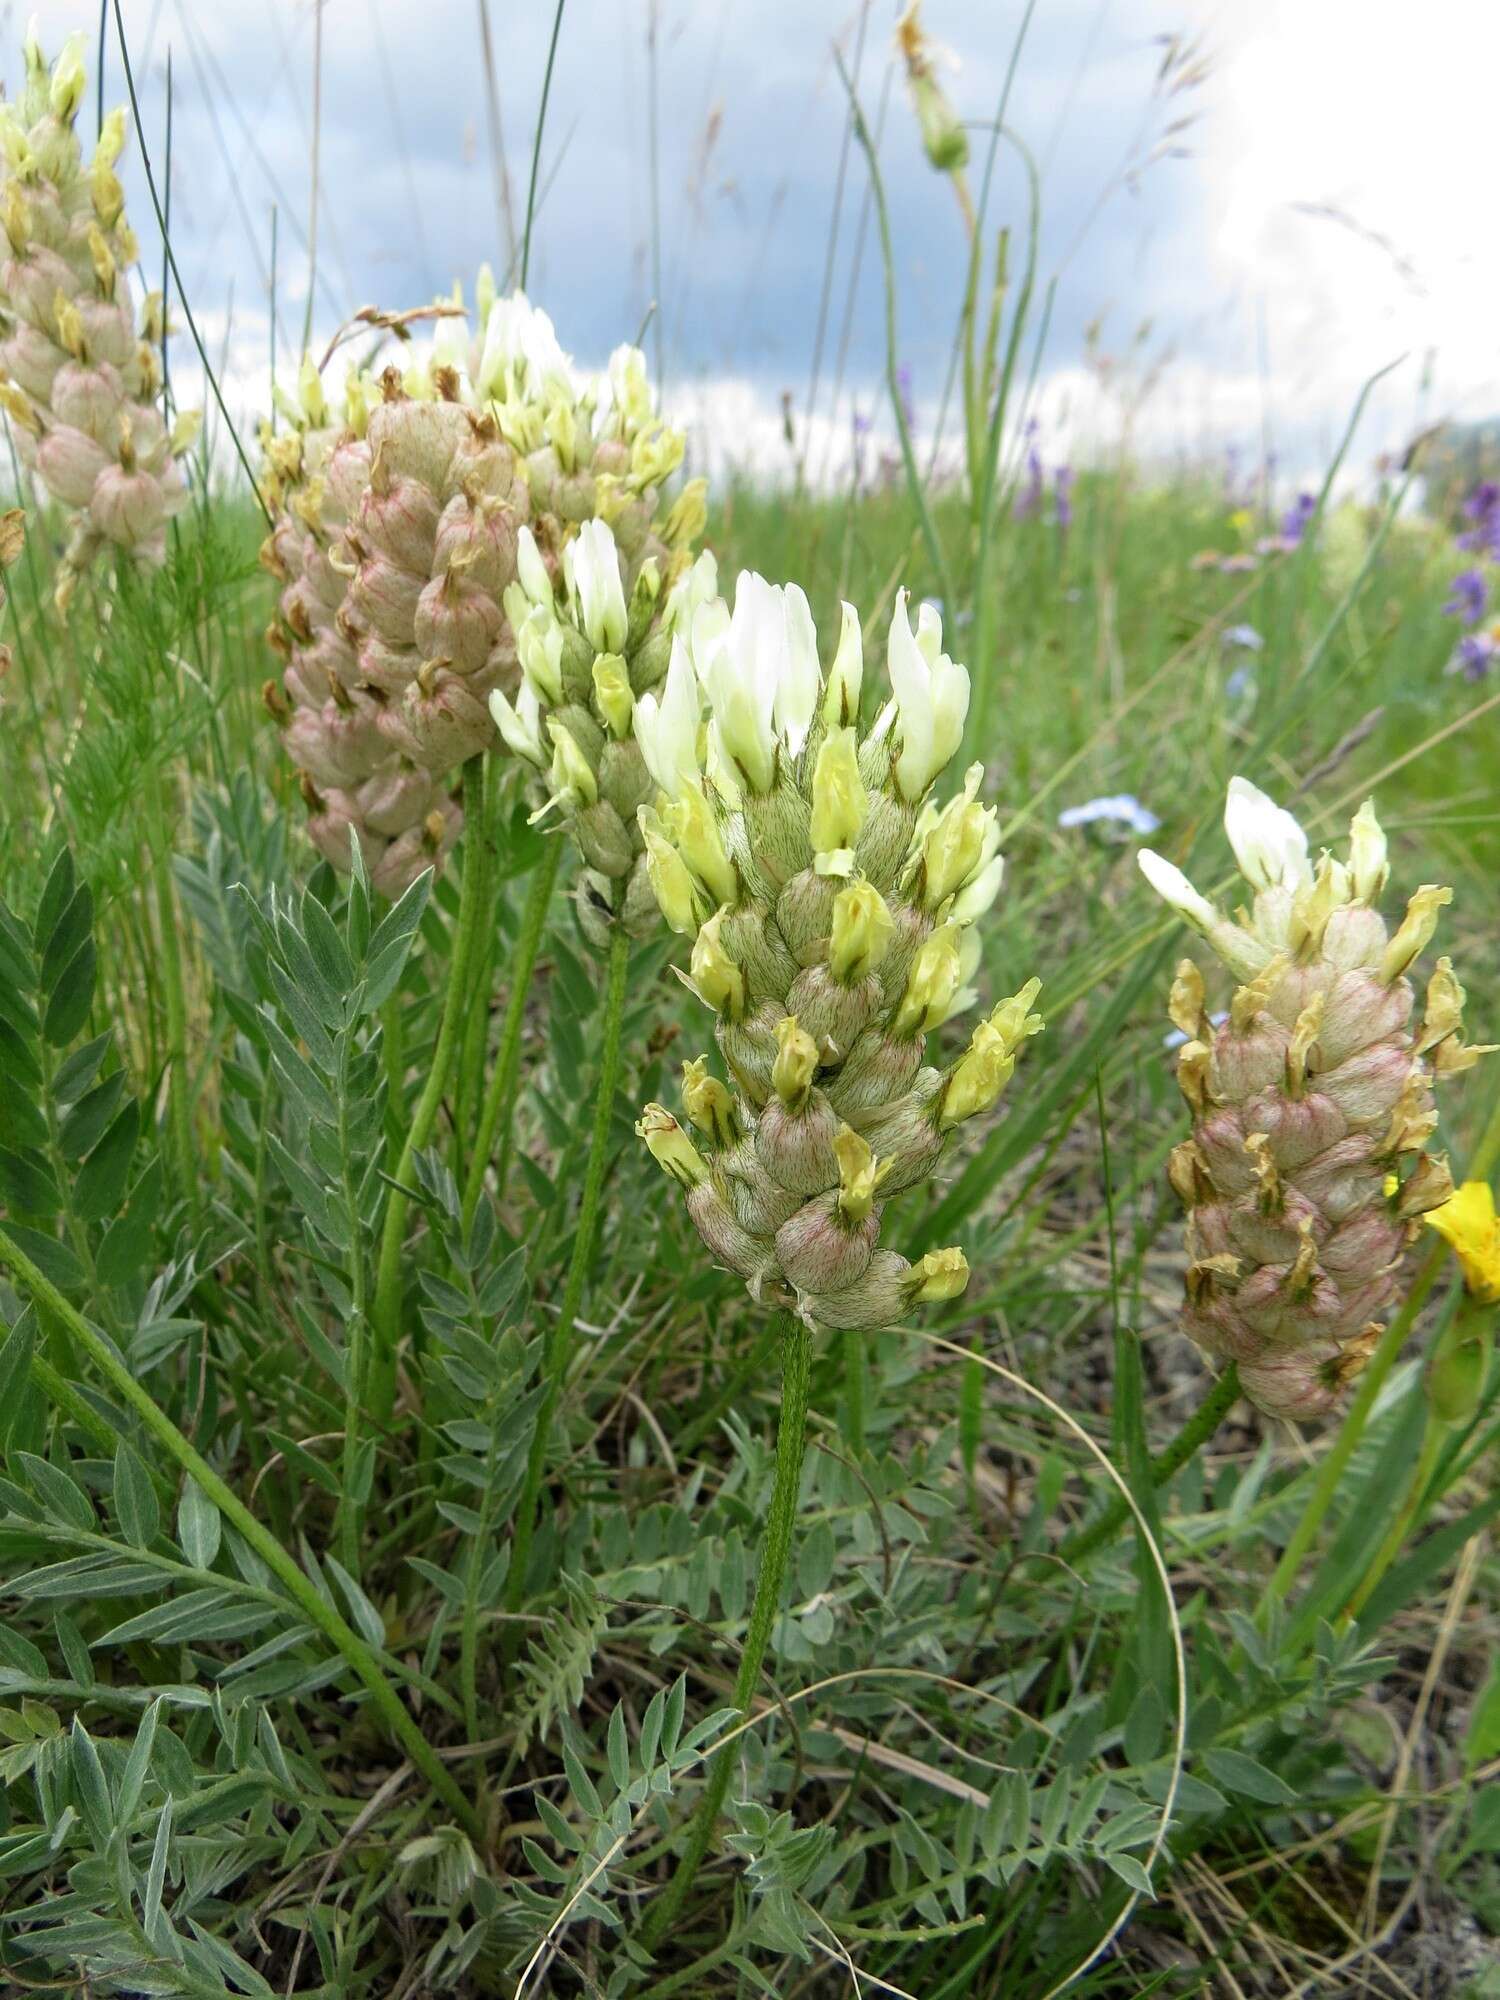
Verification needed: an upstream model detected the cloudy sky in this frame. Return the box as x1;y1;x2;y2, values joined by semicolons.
12;0;1500;487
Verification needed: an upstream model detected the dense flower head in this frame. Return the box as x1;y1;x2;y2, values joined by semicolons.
1140;777;1491;1420
259;276;697;901
489;505;704;946
635;577;1042;1332
0;29;198;610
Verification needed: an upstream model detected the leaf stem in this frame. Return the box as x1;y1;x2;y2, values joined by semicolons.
370;756;489;1420
504;921;630;1625
149;769;196;1217
641;1310;812;1947
841;1324;866;1456
0;1218;479;1838
461;835;562;1234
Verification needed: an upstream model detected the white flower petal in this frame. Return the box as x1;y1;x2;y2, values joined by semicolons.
1224;775;1312;893
1138;848;1218;931
777;583;820;758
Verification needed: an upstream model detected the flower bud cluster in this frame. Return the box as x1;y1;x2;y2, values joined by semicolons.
260;280;695;899
0;29;197;611
489;507;705;945
635;578;1042;1331
1141;777;1492;1420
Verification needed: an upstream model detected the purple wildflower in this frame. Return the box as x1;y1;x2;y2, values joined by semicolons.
1280;492;1316;544
1223;622;1264;651
1054;465;1075;533
1453;631;1496;680
1014;422;1043;518
896;361;916;436
1443;568;1487;625
1457;482;1500;560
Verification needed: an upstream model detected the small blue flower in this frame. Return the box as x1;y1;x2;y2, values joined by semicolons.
1058;793;1161;838
1225;666;1258;704
1222;622;1264;651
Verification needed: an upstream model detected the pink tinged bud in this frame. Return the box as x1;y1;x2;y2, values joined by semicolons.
35;423;109;507
755;1091;842;1197
718;902;799;1006
356;634;419;695
1319;903;1388;974
853;1081;945;1194
325;437;375;520
1222;1189;1326;1270
575;800;634;878
365;397;467;492
284;700;385;789
3;244;73;324
741;779;815;888
414;568;505;674
1293;1135;1383;1224
1234;1260;1343;1344
379;666;494;772
775;867;841;965
1213;1021;1289;1101
803;1248;912;1331
372;803;461;899
1317;968;1413;1067
89;463;166;550
353;555;426;646
1320;1204;1406;1277
854;789;918;889
433;495;517;596
304;787;366;872
776;1191;879;1293
786;961;881;1054
1237;1346;1345;1422
1316;1043;1418;1127
49;358;124;443
824;1026;924;1117
1243;1091;1347;1170
719;1000;784;1105
687;1179;777;1286
360;473;442;573
2;321;64;401
717;1137;801;1234
356;764;441;836
77;299;136;370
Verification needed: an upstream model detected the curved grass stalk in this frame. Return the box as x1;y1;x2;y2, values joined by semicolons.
1060;1363;1242;1564
0;1219;480;1839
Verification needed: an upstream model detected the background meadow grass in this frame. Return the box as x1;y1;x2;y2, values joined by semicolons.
2;8;1500;1995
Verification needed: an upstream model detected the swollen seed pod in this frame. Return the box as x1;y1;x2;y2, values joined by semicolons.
1141;778;1492;1421
635;577;1042;1333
